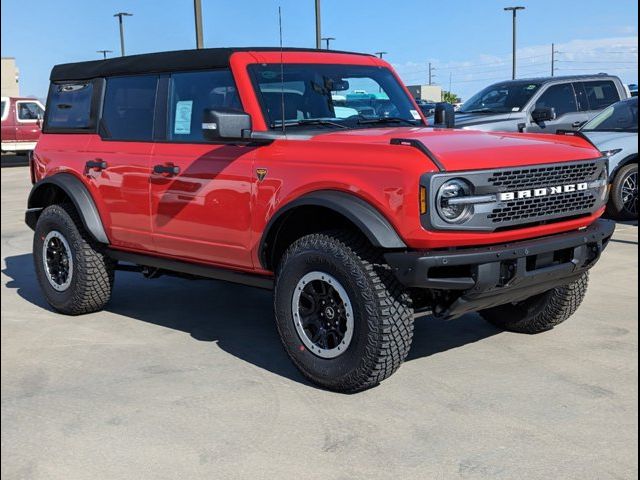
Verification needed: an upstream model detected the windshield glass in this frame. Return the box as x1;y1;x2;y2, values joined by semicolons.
582;98;638;132
249;64;423;129
459;81;542;114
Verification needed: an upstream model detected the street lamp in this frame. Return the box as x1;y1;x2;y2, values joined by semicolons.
315;0;322;49
97;50;113;60
321;37;335;50
114;12;133;57
375;51;388;59
504;6;525;80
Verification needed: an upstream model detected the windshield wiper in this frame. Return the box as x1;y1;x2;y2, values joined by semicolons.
459;108;503;114
357;117;417;126
270;119;348;129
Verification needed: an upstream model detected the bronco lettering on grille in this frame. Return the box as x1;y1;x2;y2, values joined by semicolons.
499;182;588;201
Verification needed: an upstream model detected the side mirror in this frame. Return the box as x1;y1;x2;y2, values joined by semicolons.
433;102;455;128
36;113;44;128
202;108;252;141
531;107;556;124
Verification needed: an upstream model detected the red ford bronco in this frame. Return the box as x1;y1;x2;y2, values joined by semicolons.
27;48;615;392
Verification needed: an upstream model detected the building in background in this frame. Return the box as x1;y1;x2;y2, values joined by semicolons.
406;84;442;102
1;58;20;97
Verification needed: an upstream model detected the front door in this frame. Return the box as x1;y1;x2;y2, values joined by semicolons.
526;83;588;133
15;100;44;145
149;69;255;269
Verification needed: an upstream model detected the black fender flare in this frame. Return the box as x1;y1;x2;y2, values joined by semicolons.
610;153;638;179
259;190;406;269
26;173;109;244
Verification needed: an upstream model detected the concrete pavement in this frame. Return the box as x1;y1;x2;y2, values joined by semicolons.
1;166;637;480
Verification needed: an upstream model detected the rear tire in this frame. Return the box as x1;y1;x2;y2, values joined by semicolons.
274;231;414;392
33;204;115;315
607;163;638;220
479;273;589;334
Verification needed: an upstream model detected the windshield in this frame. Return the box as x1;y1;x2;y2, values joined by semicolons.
459;81;542;114
249;64;423;129
582;98;638;132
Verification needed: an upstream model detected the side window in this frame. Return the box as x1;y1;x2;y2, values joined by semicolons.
45;82;94;129
1;100;7;121
535;83;578;117
167;70;240;142
101;75;158;141
580;80;620;111
17;102;44;121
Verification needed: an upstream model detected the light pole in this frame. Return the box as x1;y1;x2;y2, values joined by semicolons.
375;51;388;59
504;6;525;80
97;50;113;60
194;0;204;49
321;37;335;50
114;12;133;57
315;0;322;49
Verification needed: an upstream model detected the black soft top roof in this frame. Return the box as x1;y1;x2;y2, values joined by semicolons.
50;47;373;82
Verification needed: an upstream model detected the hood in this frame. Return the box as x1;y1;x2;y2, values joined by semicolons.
581;130;638;152
454;111;515;128
309;127;602;172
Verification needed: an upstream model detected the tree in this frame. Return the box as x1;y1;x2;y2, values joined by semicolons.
442;91;460;104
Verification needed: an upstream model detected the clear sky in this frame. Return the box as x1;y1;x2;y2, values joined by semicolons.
1;0;638;101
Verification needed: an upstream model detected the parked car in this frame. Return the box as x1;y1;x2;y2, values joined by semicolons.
26;48;614;392
1;96;45;153
628;84;638;97
456;74;628;133
581;97;638;219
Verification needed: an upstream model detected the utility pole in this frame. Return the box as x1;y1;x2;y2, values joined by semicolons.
322;37;335;50
551;43;560;76
428;62;436;85
194;0;204;49
315;0;322;49
97;50;113;60
375;51;388;59
113;12;133;57
504;6;525;80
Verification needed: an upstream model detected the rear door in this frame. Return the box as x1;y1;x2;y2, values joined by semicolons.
85;75;157;251
1;97;16;147
575;80;622;123
149;69;255;269
526;82;586;133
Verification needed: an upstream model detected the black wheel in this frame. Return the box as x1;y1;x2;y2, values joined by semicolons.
608;163;638;220
480;273;589;334
33;204;115;315
274;231;414;392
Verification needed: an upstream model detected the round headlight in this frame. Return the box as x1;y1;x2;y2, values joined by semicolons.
436;179;473;223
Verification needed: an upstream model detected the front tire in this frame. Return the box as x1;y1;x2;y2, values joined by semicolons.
33;204;115;315
480;273;589;334
274;231;414;392
608;163;638;220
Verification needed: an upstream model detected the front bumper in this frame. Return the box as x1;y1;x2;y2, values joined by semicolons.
385;219;615;319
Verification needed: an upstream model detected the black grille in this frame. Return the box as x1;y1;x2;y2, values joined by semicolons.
488;191;597;224
488;162;599;191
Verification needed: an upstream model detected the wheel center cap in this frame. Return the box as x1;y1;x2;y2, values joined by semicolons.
324;306;336;320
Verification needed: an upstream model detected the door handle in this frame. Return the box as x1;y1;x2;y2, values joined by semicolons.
153;164;180;176
85;159;107;171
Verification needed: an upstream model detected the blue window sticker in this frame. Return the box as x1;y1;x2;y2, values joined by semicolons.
174;100;193;135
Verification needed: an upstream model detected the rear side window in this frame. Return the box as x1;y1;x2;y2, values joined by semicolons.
535;83;578;117
1;100;7;120
167;70;240;142
101;75;158;141
579;80;620;111
46;82;94;129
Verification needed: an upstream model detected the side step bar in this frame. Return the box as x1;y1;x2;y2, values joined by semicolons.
106;249;274;290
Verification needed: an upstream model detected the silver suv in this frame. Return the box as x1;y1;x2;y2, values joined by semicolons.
456;74;628;133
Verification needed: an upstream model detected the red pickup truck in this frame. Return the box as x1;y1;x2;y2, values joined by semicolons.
1;96;45;153
26;48;614;392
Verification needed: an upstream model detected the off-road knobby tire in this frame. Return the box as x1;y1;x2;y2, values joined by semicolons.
480;272;589;334
33;203;115;315
607;163;638;220
274;231;414;392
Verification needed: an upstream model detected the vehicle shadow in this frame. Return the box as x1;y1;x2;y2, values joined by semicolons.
2;253;500;387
